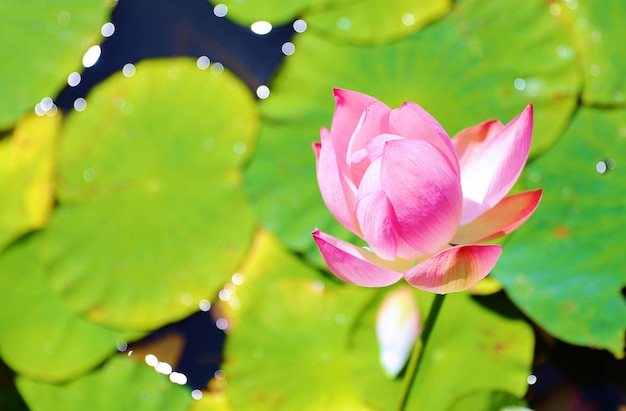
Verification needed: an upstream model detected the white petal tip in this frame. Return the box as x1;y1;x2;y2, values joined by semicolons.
380;351;408;378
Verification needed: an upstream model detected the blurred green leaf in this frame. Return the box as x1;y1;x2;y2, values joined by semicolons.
304;0;450;44
214;0;351;26
223;231;375;410
0;0;111;129
40;58;259;330
0;235;136;383
347;290;533;411
556;0;626;105
246;0;580;262
0;113;59;251
447;390;528;411
16;355;191;411
223;232;534;411
494;107;626;355
216;0;449;44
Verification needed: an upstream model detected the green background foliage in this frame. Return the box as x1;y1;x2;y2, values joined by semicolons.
0;0;624;410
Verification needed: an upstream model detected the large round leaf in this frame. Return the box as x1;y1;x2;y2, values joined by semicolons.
0;235;136;383
0;1;111;129
16;355;191;411
223;232;534;410
42;58;258;330
0;113;59;251
493;107;626;356
245;0;580;262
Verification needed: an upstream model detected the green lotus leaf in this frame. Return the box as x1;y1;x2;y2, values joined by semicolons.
346;290;533;410
246;0;580;262
223;232;533;410
223;231;375;410
304;0;451;45
16;355;191;411
493;107;626;355
0;114;59;251
0;0;112;129
0;235;136;383
556;0;626;105
447;390;528;411
212;0;350;27
41;58;258;330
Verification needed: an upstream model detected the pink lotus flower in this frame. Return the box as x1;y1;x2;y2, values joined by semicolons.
312;89;542;293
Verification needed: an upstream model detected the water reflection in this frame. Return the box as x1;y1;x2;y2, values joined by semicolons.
256;85;270;99
199;299;211;311
101;22;115;37
293;19;307;33
251;21;272;35
196;55;210;70
336;17;351;31
67;72;81;87
74;97;87;112
35;97;58;117
401;13;415;26
122;63;136;77
213;4;228;17
82;45;101;68
549;3;561;16
281;42;295;56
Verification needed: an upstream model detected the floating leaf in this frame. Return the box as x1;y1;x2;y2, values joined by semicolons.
0;235;136;383
494;107;626;355
555;0;626;105
304;0;451;44
447;390;528;411
223;231;375;410
246;0;580;261
214;0;350;27
0;1;111;129
223;232;534;410
40;58;258;330
0;113;59;251
16;356;191;411
347;291;534;410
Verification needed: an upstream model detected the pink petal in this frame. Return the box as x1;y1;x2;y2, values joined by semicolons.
403;244;502;293
345;101;391;184
452;119;504;170
313;141;321;158
356;160;425;261
315;127;358;234
312;229;403;287
329;88;385;164
376;286;421;378
355;190;397;260
364;133;404;161
452;189;542;244
454;105;534;224
389;102;459;176
381;139;462;255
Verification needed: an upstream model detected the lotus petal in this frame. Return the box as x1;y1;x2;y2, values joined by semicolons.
403;244;502;293
312;229;403;287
